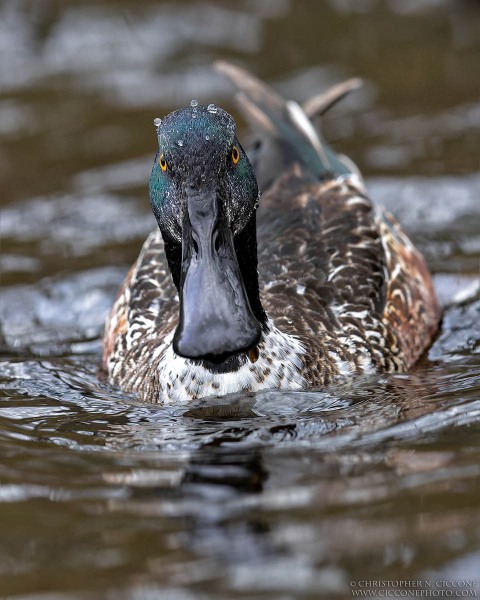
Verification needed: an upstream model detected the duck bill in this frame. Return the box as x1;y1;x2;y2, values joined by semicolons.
173;189;261;360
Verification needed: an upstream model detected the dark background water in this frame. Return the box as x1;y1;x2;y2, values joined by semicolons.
1;0;479;598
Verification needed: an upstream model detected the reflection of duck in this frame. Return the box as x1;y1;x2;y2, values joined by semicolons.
102;63;441;403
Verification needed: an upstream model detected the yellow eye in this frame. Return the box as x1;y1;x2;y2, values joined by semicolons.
159;153;167;172
231;145;240;165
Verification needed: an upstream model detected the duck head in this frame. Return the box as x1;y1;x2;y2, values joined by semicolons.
149;102;265;363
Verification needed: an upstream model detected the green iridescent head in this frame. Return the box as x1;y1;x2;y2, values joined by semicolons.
149;101;264;363
149;101;258;245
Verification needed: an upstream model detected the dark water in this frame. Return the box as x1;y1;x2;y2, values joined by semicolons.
1;1;479;598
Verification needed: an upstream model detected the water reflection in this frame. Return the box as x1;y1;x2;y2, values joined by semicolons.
1;349;480;597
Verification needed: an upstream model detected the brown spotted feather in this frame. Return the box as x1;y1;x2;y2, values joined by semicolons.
377;210;441;368
258;169;405;386
103;169;440;401
103;231;179;397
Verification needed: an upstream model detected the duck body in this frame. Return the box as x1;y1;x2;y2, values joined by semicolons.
102;64;441;404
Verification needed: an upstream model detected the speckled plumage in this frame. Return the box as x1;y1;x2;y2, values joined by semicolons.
102;64;441;404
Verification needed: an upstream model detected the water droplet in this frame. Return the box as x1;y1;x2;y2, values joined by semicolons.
207;103;217;113
295;284;306;296
153;117;162;129
205;135;210;141
177;140;183;147
190;99;198;108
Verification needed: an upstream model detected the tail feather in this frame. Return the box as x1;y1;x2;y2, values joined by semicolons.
302;77;362;118
215;61;361;181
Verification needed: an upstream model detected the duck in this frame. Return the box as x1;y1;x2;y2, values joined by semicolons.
102;62;441;404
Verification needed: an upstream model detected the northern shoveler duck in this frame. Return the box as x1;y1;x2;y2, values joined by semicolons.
102;62;441;404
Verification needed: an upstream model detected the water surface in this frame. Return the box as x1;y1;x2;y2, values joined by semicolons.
1;1;479;598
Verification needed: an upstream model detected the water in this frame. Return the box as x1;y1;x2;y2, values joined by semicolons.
1;0;479;598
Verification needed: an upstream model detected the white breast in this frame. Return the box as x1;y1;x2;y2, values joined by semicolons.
155;319;306;404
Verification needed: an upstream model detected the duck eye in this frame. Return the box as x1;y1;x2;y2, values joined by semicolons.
159;153;168;172
231;145;240;165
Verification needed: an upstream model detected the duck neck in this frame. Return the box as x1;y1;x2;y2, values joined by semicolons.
163;232;182;290
233;215;268;330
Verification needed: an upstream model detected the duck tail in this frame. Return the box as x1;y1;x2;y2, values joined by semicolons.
215;61;362;182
